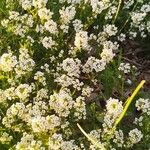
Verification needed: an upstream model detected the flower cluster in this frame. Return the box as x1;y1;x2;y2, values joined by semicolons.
113;130;124;148
0;132;13;144
0;53;17;72
135;98;150;115
102;98;123;133
16;132;44;150
127;128;143;147
82;57;106;73
118;63;131;74
0;0;149;149
49;88;74;117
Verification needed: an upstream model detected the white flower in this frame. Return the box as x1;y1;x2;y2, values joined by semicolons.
34;71;46;85
33;0;48;8
1;19;9;28
103;24;118;36
19;0;32;10
38;8;53;20
141;4;150;13
74;31;89;50
82;86;94;97
105;6;117;20
118;33;126;42
103;41;119;51
28;101;48;117
128;128;143;146
4;87;16;100
89;129;101;141
134;116;143;126
82;57;106;73
8;11;20;20
0;90;7;103
131;12;146;25
7;102;25;117
61;140;79;150
31;116;45;132
42;36;56;49
2;102;26;129
55;74;73;87
61;58;81;77
90;0;110;14
44;20;58;34
100;48;115;63
0;53;17;72
106;98;123;117
34;88;49;101
124;0;134;9
60;24;69;33
135;98;150;115
113;130;124;147
24;15;34;27
15;49;35;76
73;19;83;32
55;74;84;90
103;114;115;129
16;133;44;149
0;132;13;144
48;133;62;149
14;25;28;37
59;5;76;24
118;63;131;74
74;96;86;120
49;89;74;117
15;84;32;101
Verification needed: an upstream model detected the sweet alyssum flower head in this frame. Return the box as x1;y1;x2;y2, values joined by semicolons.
0;53;17;72
61;58;81;77
106;98;123;117
49;89;74;117
41;36;56;49
100;48;115;63
15;84;32;101
74;31;89;50
135;98;150;115
33;0;48;8
127;128;143;147
118;63;131;74
38;8;53;21
44;20;58;34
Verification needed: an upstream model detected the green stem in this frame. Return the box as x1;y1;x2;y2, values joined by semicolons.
121;76;124;100
112;0;123;24
118;1;138;33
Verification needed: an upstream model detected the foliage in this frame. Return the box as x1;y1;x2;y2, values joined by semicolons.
0;0;150;149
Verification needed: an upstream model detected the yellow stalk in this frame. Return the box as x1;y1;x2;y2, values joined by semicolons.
113;80;146;128
77;80;145;149
77;123;106;150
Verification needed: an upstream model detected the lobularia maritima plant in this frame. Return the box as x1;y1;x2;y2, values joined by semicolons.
0;0;150;149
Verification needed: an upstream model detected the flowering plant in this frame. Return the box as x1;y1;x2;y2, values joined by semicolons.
0;0;150;149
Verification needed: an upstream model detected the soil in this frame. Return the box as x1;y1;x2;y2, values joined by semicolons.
121;38;150;93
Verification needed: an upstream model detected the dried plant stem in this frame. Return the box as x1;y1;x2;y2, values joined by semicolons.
113;80;146;128
77;123;106;150
77;80;145;149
